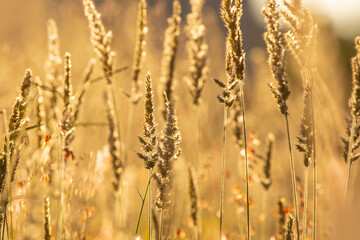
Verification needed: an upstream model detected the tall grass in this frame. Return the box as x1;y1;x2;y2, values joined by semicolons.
0;0;360;239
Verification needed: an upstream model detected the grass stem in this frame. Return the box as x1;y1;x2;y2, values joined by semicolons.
284;114;300;240
303;167;309;240
239;83;250;240
135;169;153;235
219;106;228;239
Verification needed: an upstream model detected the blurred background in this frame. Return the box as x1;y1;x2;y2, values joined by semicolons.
0;0;359;239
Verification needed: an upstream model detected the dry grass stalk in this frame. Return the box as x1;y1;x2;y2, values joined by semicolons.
137;72;158;170
83;0;123;193
262;132;274;190
230;95;243;147
0;70;32;192
135;72;158;238
282;3;318;239
45;19;62;125
188;167;199;236
282;1;317;69
0;70;31;228
221;0;245;82
285;214;295;240
129;0;148;104
343;36;360;197
154;94;181;238
296;81;313;168
35;77;47;147
277;198;287;240
83;0;115;83
262;0;290;116
263;1;300;239
296;80;313;240
104;91;123;191
160;0;181;119
219;0;249;238
185;0;208;106
44;197;52;240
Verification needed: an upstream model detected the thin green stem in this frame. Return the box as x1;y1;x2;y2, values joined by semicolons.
219;106;228;239
239;83;250;240
303;167;309;240
284;114;300;240
135;170;152;235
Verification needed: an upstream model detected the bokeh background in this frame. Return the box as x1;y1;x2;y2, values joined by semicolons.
0;0;360;239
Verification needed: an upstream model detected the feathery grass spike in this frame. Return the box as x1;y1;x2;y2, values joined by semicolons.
130;0;148;104
104;92;123;191
160;0;181;118
343;36;360;197
0;69;32;192
263;1;300;239
154;94;181;210
185;0;208;105
83;0;115;84
263;0;290;115
188;167;199;228
262;132;274;190
154;93;181;239
296;80;313;167
137;72;158;169
285;215;295;240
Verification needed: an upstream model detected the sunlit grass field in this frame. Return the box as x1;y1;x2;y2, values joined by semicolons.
0;0;359;239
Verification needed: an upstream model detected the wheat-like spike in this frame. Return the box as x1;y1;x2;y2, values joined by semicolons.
83;0;115;84
61;53;76;152
63;53;72;112
282;1;317;68
104;92;123;191
44;197;52;240
344;36;360;198
221;0;245;83
130;0;148;104
160;0;181;119
278;198;287;240
35;77;47;147
154;94;181;210
262;132;274;190
285;215;295;240
185;0;208;105
349;37;360;128
262;0;290;115
45;19;62;126
137;72;158;169
45;19;62;87
343;39;360;159
296;80;313;167
188;167;199;227
0;69;32;192
230;94;243;147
